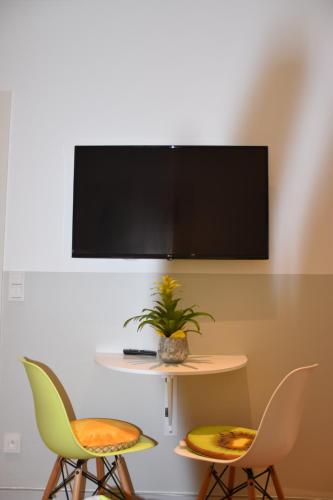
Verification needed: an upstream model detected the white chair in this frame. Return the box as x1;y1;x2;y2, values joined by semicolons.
174;364;318;500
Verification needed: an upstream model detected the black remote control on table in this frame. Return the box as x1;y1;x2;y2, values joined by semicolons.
123;349;157;356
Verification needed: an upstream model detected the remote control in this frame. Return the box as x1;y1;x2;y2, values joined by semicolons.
123;349;157;356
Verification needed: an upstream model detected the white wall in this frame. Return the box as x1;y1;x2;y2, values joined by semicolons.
0;1;333;499
0;0;332;274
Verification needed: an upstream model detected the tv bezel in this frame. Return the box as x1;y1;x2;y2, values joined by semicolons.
72;145;269;260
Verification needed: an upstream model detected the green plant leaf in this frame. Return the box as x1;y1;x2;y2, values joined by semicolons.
181;317;201;331
137;320;161;331
192;312;215;321
123;315;146;327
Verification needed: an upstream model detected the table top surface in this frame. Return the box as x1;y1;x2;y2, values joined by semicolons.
95;352;248;376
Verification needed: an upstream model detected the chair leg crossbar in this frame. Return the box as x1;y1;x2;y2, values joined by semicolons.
200;465;285;500
45;456;130;499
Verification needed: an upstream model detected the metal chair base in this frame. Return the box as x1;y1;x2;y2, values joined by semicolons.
44;455;133;500
199;464;285;500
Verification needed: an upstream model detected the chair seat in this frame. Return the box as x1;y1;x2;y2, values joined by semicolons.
71;418;141;453
186;425;256;460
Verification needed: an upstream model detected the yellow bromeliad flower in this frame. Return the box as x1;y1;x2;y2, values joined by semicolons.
156;275;180;296
123;275;214;338
155;329;186;339
170;330;186;339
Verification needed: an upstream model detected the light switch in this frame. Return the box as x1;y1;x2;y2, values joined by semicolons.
8;272;25;301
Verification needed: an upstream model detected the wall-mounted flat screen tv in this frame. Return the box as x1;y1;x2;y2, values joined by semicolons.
72;145;268;259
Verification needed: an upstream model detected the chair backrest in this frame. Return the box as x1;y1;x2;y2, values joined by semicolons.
237;364;318;467
21;357;92;459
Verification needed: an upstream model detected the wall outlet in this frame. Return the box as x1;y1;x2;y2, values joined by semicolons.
3;433;21;453
8;272;25;301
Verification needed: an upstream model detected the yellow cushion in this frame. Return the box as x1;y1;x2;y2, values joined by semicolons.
71;418;141;453
186;425;256;460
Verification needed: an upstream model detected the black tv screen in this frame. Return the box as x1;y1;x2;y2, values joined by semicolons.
72;145;268;259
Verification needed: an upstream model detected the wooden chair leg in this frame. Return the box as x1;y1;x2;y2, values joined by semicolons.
271;466;285;500
42;455;62;500
247;478;256;500
72;467;84;500
197;465;214;500
116;455;135;499
78;462;87;500
96;457;105;493
227;466;235;499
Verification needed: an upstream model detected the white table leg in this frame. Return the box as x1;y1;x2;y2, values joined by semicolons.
164;375;177;436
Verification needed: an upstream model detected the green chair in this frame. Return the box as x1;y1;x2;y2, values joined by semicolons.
21;357;157;499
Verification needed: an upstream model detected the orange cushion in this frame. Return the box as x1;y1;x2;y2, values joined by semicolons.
71;418;141;453
186;425;256;460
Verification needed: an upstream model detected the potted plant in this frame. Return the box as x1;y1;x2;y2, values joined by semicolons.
123;275;215;363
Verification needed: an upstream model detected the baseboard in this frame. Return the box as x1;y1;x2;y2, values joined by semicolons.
1;489;194;500
0;489;195;500
0;489;331;500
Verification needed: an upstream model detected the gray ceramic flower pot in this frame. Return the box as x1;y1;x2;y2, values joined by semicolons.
158;336;189;363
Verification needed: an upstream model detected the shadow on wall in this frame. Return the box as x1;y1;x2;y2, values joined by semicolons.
172;273;278;322
232;45;306;184
235;41;333;275
178;367;251;429
300;125;333;272
232;45;307;268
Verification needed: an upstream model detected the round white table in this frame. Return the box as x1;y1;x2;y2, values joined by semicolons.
95;353;248;435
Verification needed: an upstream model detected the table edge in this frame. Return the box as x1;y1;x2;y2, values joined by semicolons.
95;352;248;376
